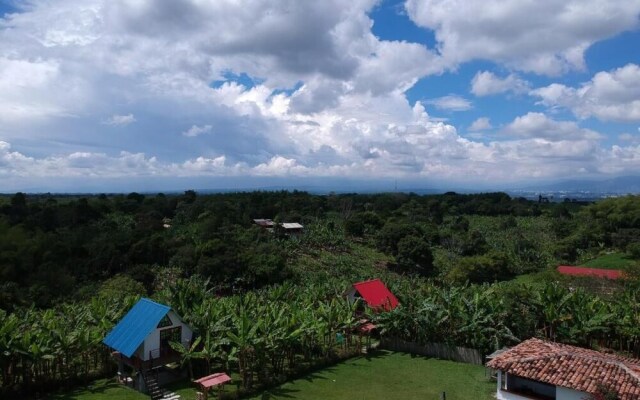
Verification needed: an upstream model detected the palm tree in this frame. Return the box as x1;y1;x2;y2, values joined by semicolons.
170;336;202;380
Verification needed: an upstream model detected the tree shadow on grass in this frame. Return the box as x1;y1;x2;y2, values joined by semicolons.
363;349;390;362
301;367;335;383
259;386;300;399
48;379;133;399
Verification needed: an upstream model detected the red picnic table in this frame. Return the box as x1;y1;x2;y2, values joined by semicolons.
194;372;232;400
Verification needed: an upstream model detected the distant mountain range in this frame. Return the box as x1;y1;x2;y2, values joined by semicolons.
517;176;640;194
5;175;639;196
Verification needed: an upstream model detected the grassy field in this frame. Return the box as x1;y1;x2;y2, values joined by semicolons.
249;351;494;400
583;252;635;269
48;351;494;400
48;379;147;400
510;269;558;286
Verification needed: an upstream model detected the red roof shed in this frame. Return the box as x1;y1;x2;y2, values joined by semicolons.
194;372;231;389
349;279;399;311
557;265;623;280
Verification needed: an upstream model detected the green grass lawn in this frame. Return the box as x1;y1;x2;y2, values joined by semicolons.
48;379;147;400
248;351;494;400
48;351;494;400
583;252;635;269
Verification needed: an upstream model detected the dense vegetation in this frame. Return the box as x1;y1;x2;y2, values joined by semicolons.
0;191;639;398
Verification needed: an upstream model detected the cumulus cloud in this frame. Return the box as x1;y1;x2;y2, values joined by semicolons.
405;0;640;75
502;112;602;141
0;57;79;122
471;71;530;96
531;64;640;122
103;113;136;126
182;124;212;137
619;132;640;145
0;0;638;190
426;95;472;111
469;117;492;132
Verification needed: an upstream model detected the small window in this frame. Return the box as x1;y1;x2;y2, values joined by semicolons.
157;315;173;328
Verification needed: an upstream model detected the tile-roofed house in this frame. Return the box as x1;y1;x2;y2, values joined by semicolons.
346;279;399;312
486;337;640;400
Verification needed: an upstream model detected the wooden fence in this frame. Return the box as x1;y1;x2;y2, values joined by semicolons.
379;337;483;365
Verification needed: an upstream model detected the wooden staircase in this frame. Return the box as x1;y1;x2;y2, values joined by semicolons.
142;370;181;400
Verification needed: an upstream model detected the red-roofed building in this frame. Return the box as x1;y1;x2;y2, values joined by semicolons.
487;338;640;400
346;279;399;312
557;265;624;280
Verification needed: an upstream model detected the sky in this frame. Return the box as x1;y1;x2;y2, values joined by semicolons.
1;0;639;192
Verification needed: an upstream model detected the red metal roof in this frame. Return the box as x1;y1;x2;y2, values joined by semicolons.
557;265;623;280
487;338;640;400
194;372;231;389
352;279;399;311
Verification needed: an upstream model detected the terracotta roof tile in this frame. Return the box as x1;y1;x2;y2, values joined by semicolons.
487;338;640;399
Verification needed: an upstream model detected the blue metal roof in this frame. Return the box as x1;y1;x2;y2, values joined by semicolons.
103;298;171;358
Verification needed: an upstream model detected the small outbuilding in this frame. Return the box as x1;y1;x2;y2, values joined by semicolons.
281;222;304;235
346;279;399;312
194;372;232;400
253;218;275;228
103;298;193;393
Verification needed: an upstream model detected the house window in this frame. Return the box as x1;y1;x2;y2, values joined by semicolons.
159;326;182;356
157;315;173;328
501;371;507;390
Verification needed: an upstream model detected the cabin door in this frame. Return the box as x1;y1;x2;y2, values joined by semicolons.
159;326;182;357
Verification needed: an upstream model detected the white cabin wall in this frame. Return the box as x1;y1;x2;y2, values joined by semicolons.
143;330;160;361
136;311;194;361
168;310;193;343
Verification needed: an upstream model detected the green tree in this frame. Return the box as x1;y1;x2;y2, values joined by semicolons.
396;236;434;276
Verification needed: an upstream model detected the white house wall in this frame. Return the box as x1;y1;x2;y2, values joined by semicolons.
496;383;591;400
141;311;193;361
170;310;193;344
495;371;589;400
143;329;160;361
556;386;589;400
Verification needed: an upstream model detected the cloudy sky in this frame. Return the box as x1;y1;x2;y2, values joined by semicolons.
1;0;639;192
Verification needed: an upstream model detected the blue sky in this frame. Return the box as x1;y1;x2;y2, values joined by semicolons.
0;0;639;192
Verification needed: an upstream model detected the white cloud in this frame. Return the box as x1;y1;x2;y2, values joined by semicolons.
469;117;492;132
0;57;78;122
471;71;530;96
619;133;640;145
426;95;472;111
531;64;640;122
502;112;602;141
0;0;638;190
182;124;212;137
405;0;640;75
103;113;136;126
